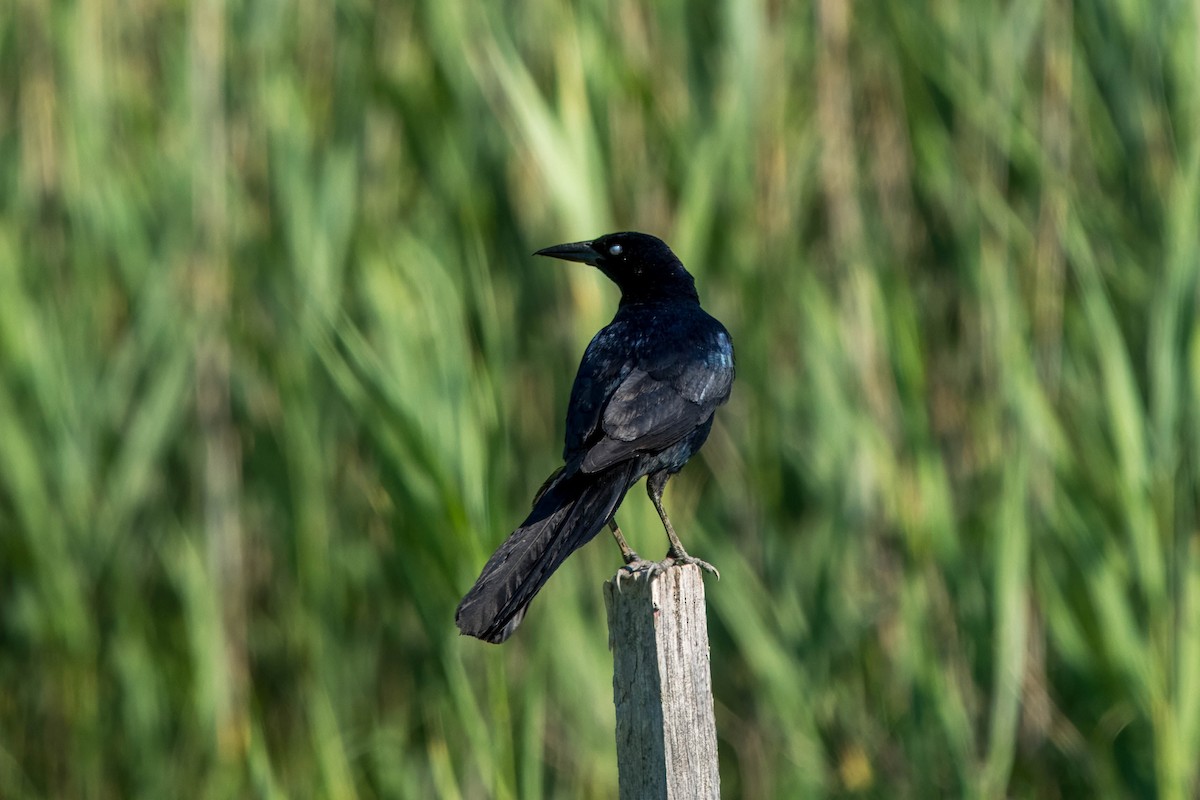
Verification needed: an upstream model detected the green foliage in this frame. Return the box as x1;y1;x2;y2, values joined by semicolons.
2;0;1198;797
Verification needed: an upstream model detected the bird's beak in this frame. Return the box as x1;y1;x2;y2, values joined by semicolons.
533;240;601;266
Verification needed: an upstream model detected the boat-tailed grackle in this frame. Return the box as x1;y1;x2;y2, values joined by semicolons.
456;232;735;643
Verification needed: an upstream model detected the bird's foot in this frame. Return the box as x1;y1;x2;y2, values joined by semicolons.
614;555;667;590
665;549;721;580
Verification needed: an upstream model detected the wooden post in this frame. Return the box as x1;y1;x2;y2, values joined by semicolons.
604;564;720;800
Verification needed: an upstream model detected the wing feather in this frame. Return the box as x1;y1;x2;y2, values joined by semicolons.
563;311;734;474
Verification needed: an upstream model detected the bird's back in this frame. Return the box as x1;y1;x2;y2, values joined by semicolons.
563;300;734;476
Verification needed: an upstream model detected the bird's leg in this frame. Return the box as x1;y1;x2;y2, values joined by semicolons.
607;518;640;564
609;517;666;589
647;472;720;579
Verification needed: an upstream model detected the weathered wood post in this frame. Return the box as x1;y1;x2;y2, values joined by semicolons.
603;564;720;799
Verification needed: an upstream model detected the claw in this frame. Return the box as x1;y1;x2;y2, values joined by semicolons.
666;550;720;580
614;557;667;591
613;550;719;592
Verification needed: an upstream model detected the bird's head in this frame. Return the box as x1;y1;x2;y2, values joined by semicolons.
534;231;699;304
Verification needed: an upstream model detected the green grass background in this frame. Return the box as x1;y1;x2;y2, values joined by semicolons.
3;0;1199;797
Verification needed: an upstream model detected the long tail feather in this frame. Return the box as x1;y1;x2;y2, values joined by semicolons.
456;463;635;643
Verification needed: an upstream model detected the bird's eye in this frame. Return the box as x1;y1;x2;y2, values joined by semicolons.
608;244;623;256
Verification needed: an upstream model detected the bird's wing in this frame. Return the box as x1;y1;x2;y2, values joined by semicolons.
562;321;636;463
578;326;734;473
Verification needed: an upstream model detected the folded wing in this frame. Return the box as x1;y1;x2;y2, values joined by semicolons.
577;327;734;473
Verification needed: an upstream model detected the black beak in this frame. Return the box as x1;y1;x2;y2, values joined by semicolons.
533;240;600;266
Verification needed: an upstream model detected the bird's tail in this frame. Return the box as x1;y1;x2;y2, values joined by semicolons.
456;463;636;643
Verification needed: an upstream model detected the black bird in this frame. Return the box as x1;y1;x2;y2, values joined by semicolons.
455;232;735;643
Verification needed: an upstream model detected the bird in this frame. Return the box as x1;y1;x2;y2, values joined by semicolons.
455;232;735;643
